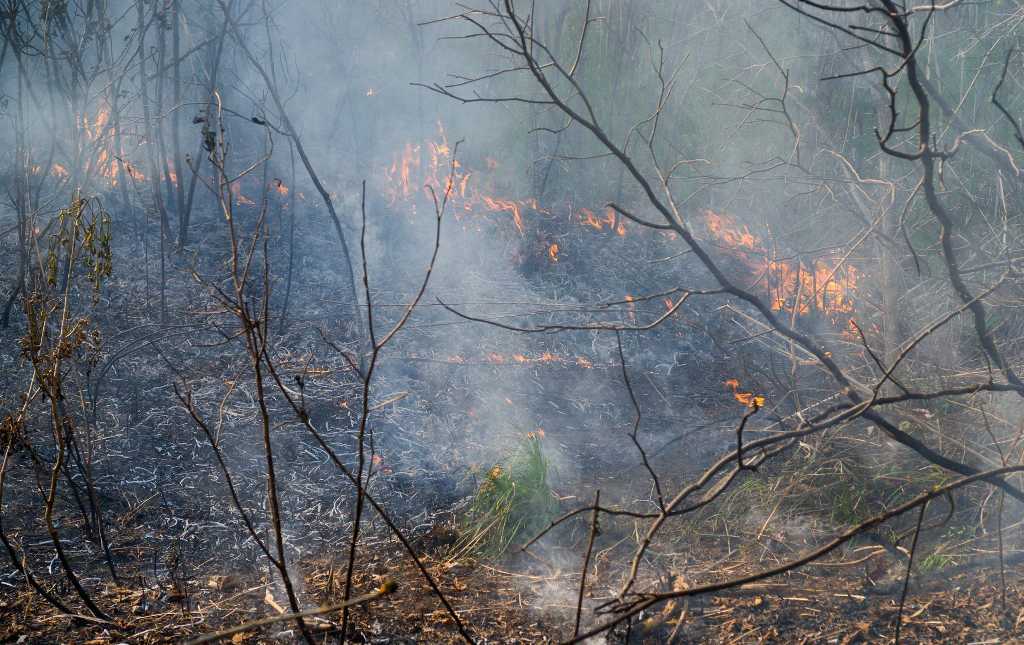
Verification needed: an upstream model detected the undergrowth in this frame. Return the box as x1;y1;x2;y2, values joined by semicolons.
673;427;990;562
455;434;558;560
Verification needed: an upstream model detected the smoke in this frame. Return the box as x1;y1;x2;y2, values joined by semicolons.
5;1;1023;638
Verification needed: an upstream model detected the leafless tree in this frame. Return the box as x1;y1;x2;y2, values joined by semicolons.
428;1;1024;640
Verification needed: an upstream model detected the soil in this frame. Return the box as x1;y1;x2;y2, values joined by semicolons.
2;520;1023;644
2;204;1022;645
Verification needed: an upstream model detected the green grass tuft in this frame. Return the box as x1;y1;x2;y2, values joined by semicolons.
455;434;558;560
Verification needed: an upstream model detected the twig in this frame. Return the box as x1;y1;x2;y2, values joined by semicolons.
187;580;398;645
574;490;600;638
895;501;927;645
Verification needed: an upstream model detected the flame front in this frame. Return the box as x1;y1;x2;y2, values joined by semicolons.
380;124;864;313
697;210;859;320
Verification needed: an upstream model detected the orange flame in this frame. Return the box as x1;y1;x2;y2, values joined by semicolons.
481;353;594;368
383;123;860;286
726;379;764;407
383;121;545;237
697;210;859;320
231;183;256;206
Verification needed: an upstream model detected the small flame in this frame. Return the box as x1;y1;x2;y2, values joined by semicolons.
231;183;256;206
726;378;764;407
475;352;595;368
548;243;559;262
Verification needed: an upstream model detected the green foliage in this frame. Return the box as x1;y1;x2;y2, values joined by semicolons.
456;434;559;560
828;482;868;526
918;524;978;572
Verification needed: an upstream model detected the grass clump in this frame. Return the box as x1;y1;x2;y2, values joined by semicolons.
455;434;558;560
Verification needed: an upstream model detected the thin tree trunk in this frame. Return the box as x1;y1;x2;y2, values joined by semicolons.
172;0;187;248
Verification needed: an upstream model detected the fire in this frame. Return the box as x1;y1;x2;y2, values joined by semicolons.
624;295;637;324
81;105;124;181
39;102;301;208
230;183;256;206
480;196;527;236
702;211;759;250
380;124;858;295
725;378;764;407
384;142;423;205
696;210;859;320
382;122;544;238
431;352;599;368
382;122;648;267
31;103;149;186
577;208;609;230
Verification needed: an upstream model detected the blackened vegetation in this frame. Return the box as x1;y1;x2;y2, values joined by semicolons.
1;2;1024;645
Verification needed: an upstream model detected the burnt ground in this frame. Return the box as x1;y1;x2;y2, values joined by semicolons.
2;495;1024;645
2;200;1024;645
